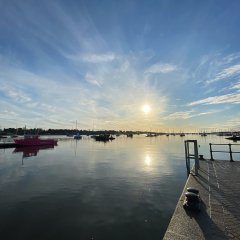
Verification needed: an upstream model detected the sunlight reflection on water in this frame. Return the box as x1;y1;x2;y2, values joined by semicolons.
0;134;234;239
144;154;151;166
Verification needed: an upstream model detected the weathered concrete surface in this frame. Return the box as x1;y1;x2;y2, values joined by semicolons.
163;160;240;240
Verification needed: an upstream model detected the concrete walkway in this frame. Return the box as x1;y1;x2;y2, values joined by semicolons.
163;160;240;240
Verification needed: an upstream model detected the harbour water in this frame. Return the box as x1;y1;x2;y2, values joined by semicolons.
0;135;236;239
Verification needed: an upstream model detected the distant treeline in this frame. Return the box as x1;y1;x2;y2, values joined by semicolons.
0;128;239;136
0;128;150;136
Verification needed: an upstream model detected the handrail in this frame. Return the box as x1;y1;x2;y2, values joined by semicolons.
209;143;240;162
209;143;240;146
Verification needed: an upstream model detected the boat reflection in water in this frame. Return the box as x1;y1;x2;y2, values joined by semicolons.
13;145;56;164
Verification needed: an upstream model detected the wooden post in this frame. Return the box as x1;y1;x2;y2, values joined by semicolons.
229;144;234;162
209;143;214;161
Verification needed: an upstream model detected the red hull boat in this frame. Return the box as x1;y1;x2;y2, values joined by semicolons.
14;135;57;146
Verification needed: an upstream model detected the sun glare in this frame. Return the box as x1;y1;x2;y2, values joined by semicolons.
145;155;152;166
142;104;151;114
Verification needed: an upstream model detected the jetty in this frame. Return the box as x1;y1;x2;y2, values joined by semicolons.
164;142;240;239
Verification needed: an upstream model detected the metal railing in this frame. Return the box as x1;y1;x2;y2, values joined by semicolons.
209;143;240;162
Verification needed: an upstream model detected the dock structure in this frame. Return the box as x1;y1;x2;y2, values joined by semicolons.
164;160;240;240
0;143;18;148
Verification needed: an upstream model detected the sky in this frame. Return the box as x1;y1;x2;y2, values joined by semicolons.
0;0;240;131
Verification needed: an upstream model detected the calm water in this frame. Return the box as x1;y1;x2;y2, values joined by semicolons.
0;135;235;239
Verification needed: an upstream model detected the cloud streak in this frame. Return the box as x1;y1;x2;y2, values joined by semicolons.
207;64;240;84
67;52;116;64
163;110;220;120
231;82;240;90
145;63;178;74
189;93;240;106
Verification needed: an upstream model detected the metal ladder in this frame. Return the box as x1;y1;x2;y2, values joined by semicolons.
184;140;199;175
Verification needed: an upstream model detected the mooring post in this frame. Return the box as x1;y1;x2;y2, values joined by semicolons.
209;143;214;161
229;144;234;162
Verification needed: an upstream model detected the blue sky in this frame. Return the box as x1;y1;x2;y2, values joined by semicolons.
0;0;240;131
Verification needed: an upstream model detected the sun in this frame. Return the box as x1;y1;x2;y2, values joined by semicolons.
142;104;151;114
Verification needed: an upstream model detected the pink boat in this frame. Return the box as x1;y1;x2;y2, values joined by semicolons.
14;135;58;146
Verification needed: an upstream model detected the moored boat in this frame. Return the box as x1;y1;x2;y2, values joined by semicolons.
95;134;115;142
146;133;157;137
14;135;57;146
74;133;82;140
109;135;115;140
126;133;133;138
226;135;240;141
66;133;74;137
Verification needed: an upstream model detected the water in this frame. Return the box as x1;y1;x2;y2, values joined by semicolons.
0;135;236;239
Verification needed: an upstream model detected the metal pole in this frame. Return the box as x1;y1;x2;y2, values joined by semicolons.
184;141;190;174
194;140;199;175
210;143;214;161
184;141;188;168
229;144;234;162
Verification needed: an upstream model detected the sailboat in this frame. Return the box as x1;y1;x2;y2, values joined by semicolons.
74;133;82;140
74;120;82;140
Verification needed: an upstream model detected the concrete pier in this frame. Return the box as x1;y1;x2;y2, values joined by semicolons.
164;160;240;240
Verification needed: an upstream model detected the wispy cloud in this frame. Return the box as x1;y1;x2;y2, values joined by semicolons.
163;110;220;120
163;111;194;120
0;110;18;118
68;52;116;63
85;73;102;87
82;53;116;63
208;115;240;130
231;82;240;90
145;63;178;74
0;51;168;130
1;1;240;130
0;85;32;103
189;93;240;106
193;52;240;87
221;53;240;64
207;64;240;84
224;116;240;130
